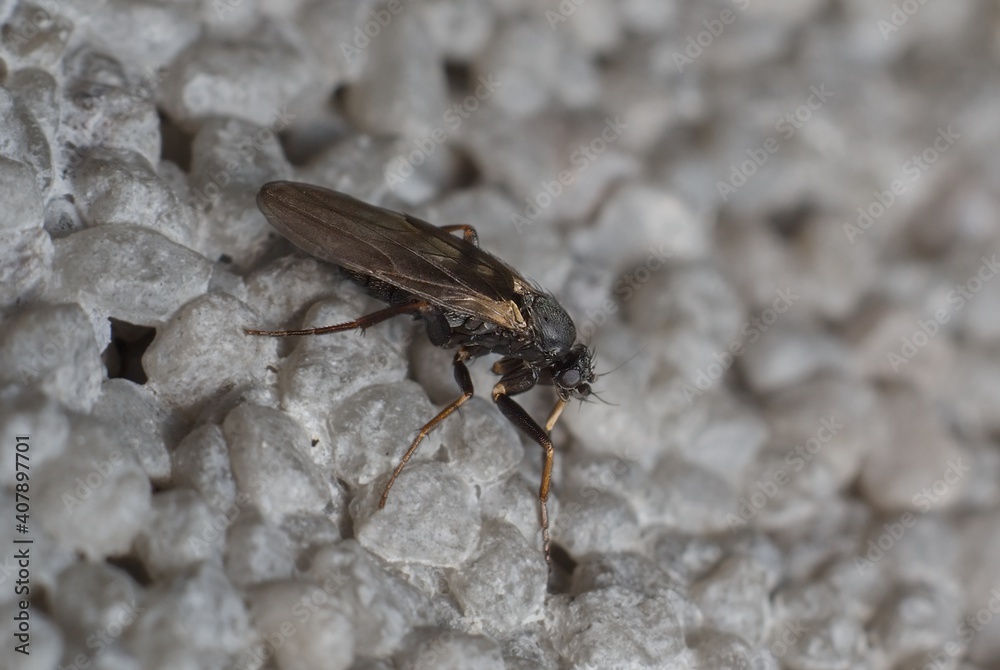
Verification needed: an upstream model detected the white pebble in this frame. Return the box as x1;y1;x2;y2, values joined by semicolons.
171;424;238;514
91;379;174;485
352;461;481;567
142;292;276;411
133;489;223;579
222;404;331;525
307;540;427;656
343;12;448;137
35;418;150;559
0;303;103;412
160;21;317;129
127;563;251;670
47;225;212;329
448;520;547;635
395;630;505;670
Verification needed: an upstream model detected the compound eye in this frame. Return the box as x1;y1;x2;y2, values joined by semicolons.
559;369;581;386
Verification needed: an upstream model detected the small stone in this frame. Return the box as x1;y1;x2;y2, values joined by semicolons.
844;303;954;394
691;556;772;646
473;18;561;117
343;12;448;137
869;581;963;663
551;486;641;557
547;585;690;669
1;2;73;69
320;381;444;487
0;302;103;412
0;388;70;486
224;515;297;586
352;461;481;567
448;520;547;635
243;254;344;327
670;389;769;487
582;183;710;267
446;397;524;486
171;424;238;514
8;67;61;138
418;0;496;60
47;225;212;329
639;455;738;533
77;0;200;70
278;298;409;431
159;21;317;129
771;581;868;670
395;629;505;670
35;417;150;559
133;489;223;579
739;319;852;395
858;383;968;513
0;155;43;232
0;85;53;194
297;0;379;84
91;379;175;485
462;113;640;226
187;117;293;269
51;562;142;639
71;148;196;247
0;225;53;308
222;404;331;525
479;474;555;553
306;540;428;656
764;373;885;488
59;47;160;170
126;563;251;670
142;292;276;411
246;580;355;670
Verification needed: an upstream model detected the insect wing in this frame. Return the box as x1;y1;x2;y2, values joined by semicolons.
257;181;527;331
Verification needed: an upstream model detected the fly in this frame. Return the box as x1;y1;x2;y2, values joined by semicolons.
246;181;596;563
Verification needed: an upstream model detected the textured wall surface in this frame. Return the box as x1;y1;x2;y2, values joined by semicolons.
1;1;999;669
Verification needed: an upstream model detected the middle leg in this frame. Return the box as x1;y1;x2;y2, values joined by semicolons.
491;379;555;563
379;347;474;508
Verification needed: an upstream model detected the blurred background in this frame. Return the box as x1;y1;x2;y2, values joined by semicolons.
2;0;1000;669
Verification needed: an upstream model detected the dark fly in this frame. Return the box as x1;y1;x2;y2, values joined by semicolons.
247;181;596;563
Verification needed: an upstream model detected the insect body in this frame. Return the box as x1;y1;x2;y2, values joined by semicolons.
247;181;595;562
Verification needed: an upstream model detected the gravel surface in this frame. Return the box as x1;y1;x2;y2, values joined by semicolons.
1;1;999;669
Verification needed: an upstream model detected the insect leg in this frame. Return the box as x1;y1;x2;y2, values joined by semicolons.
245;301;428;337
379;348;474;508
439;225;479;247
491;381;555;563
545;398;568;432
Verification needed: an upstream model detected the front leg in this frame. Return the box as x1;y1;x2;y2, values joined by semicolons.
490;369;557;563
